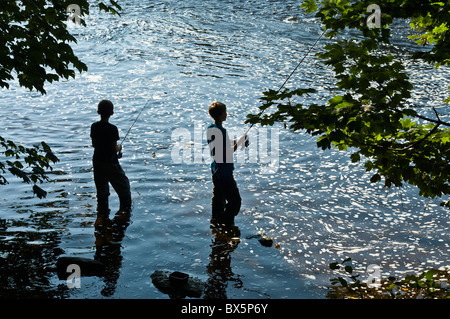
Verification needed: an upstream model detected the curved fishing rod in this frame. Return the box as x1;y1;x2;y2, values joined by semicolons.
244;28;326;137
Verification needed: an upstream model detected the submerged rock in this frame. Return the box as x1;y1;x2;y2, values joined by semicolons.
284;16;298;23
246;234;273;247
151;270;204;299
258;236;273;247
56;256;105;279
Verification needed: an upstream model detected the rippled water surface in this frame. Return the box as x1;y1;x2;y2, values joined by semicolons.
0;0;449;299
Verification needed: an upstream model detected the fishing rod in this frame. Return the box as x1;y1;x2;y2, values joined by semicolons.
119;30;325;158
243;28;326;137
118;98;152;158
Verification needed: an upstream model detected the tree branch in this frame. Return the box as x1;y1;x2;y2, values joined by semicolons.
415;112;450;127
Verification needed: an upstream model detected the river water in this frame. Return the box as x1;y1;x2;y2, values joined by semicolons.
0;0;449;299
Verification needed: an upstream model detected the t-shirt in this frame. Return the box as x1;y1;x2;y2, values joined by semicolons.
90;121;120;163
207;123;234;177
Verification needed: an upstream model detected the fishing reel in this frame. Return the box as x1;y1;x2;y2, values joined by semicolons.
237;134;250;150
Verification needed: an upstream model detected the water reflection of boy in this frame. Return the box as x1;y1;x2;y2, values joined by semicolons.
90;100;132;227
94;212;131;297
207;101;248;226
204;225;241;298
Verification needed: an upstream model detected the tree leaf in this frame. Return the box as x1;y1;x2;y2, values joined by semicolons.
33;184;47;199
329;262;340;270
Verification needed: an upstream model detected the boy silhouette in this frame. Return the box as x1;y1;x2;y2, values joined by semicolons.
91;100;131;227
207;101;248;227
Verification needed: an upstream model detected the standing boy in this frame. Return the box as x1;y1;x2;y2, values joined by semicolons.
207;101;248;226
91;100;132;227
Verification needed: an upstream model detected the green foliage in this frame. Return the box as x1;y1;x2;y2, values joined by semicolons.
328;258;450;299
0;1;121;199
0;137;59;198
98;0;123;15
0;0;122;94
328;258;363;294
246;0;450;207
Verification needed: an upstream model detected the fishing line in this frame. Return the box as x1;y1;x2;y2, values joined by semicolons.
244;28;326;137
210;29;326;176
121;30;325;159
118;97;152;158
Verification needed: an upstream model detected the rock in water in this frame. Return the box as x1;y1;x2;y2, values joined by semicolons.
151;270;204;298
246;233;273;247
56;256;105;279
258;236;273;247
284;16;298;22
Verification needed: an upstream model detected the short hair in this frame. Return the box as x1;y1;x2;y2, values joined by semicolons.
98;99;114;117
208;101;226;120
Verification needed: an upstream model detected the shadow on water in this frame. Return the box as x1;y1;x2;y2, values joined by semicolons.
203;223;242;299
150;221;273;299
55;212;132;297
0;216;68;298
150;222;243;299
93;213;131;297
0;209;131;298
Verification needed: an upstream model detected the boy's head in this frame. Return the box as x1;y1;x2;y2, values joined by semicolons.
97;99;114;119
208;101;227;122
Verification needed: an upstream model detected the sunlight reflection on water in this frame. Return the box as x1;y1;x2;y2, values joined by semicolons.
0;0;449;298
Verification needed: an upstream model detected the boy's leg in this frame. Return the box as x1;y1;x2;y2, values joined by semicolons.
223;176;241;224
211;176;226;224
93;163;111;216
212;175;241;226
109;163;132;213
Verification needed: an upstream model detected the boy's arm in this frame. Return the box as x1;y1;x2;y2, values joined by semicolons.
113;141;122;153
113;126;121;153
90;125;95;147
